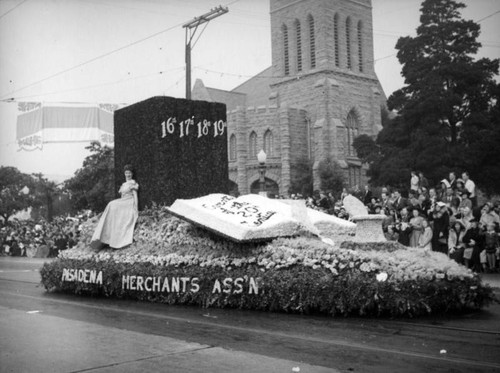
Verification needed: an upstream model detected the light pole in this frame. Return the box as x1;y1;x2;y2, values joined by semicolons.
257;149;267;196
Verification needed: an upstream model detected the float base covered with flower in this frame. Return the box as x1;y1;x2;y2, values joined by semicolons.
40;204;494;317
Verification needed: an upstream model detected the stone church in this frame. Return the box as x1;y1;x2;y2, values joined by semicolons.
192;0;386;197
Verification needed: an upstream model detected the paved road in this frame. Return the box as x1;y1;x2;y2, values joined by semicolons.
1;257;499;373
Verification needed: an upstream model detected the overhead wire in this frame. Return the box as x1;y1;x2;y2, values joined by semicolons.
477;9;500;23
4;0;496;103
0;0;242;101
0;0;29;20
0;20;187;100
5;67;185;101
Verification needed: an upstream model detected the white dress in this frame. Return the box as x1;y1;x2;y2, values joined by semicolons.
91;180;139;249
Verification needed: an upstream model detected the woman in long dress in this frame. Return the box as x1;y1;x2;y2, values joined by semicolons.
91;165;139;250
409;207;424;247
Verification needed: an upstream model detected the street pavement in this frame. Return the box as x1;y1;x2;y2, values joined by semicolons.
1;257;499;373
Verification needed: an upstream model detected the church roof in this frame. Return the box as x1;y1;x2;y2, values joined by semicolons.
231;67;277;108
192;79;245;110
192;66;277;111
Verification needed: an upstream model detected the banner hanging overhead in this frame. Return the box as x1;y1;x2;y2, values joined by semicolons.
16;102;120;151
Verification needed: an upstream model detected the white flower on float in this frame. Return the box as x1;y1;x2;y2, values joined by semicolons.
376;272;388;282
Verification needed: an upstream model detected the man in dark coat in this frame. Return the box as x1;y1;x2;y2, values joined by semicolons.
395;207;411;246
462;219;484;272
392;189;408;212
363;185;373;206
431;202;450;254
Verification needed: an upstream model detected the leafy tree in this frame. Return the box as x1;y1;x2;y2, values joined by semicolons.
289;158;313;197
31;173;59;222
371;0;499;191
461;84;500;195
64;142;114;212
352;134;379;164
0;167;38;224
318;158;345;195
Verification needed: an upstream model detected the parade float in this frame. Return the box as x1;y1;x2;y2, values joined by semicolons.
40;96;494;317
40;193;494;318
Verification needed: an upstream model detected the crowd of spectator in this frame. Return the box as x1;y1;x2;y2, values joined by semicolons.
0;211;94;258
2;174;499;273
287;170;500;273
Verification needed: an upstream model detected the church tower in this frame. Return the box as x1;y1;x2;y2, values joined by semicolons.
269;0;383;189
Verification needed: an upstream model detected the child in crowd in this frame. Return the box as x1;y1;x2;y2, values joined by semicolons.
484;223;499;272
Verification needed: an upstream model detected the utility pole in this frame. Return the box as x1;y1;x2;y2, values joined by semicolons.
183;6;228;100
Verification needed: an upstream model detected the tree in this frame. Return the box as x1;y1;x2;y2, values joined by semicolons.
0;167;38;224
64;142;115;212
31;173;59;222
352;134;379;164
373;0;499;190
289;157;313;197
317;158;345;195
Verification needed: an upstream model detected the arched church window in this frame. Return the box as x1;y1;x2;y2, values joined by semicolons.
229;134;237;161
346;17;352;70
333;13;340;67
263;130;274;157
308;14;316;69
357;20;363;72
346;110;359;156
282;24;290;76
249;131;258;159
295;19;302;72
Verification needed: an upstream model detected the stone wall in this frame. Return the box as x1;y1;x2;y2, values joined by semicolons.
227;105;309;196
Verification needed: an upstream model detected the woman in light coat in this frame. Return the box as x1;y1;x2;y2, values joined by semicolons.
418;219;433;251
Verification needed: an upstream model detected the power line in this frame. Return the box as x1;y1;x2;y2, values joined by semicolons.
0;21;186;101
4;67;185;101
477;9;500;23
0;0;242;102
0;0;29;20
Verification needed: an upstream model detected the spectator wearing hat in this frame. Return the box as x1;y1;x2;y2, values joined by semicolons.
458;189;472;212
448;220;466;263
463;218;483;272
431;201;450;253
456;178;465;194
438;179;451;202
409;207;425;248
479;203;500;230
